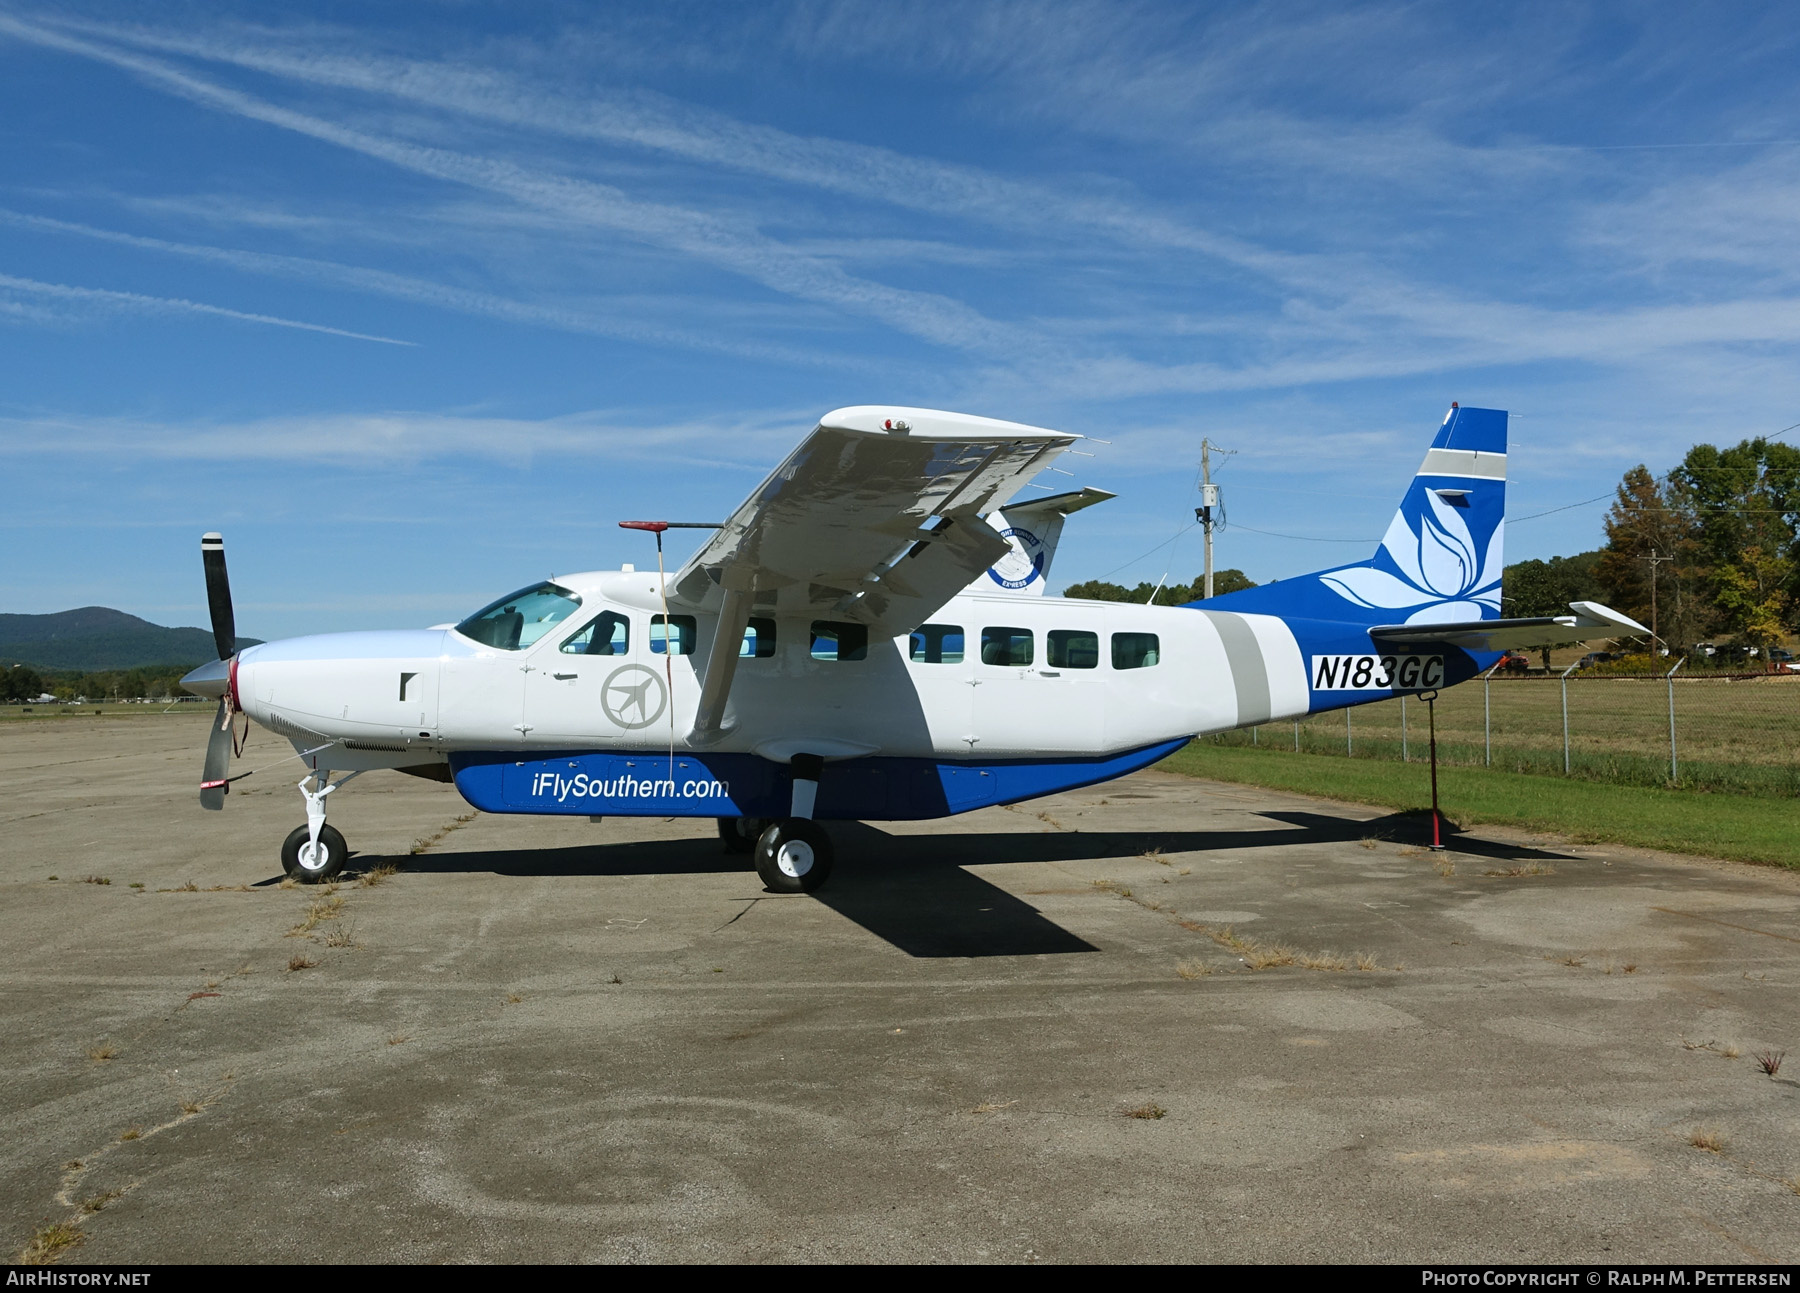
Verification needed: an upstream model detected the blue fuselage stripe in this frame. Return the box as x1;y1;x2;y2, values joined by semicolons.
448;738;1190;820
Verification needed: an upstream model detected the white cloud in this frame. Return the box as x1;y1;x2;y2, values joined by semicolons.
0;270;413;344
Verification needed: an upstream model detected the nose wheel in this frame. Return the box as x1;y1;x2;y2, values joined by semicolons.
282;824;348;882
754;818;833;894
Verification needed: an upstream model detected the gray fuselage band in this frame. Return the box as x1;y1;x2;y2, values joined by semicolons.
1200;610;1271;727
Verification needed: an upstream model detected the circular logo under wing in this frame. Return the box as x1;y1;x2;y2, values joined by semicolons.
986;526;1046;590
600;663;668;731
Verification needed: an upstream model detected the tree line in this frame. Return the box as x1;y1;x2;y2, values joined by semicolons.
1063;569;1258;605
1;661;198;703
1508;434;1800;659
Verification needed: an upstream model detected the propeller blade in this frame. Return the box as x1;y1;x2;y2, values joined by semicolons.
202;532;236;660
201;698;231;810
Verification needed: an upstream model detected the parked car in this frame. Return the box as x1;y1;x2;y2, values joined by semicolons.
1768;648;1793;664
1576;651;1615;670
1497;652;1531;674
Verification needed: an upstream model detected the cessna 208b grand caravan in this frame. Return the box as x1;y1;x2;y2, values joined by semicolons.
181;404;1646;893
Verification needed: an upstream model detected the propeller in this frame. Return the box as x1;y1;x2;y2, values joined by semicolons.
181;532;239;810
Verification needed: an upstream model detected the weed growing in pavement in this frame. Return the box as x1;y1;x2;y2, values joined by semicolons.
1175;960;1212;980
83;876;110;886
1755;1050;1785;1077
79;1189;123;1216
17;1222;83;1264
971;1100;1017;1114
287;894;346;937
1298;951;1349;971
86;1044;115;1064
286;955;317;972
1123;1102;1166;1120
1485;863;1555;877
118;1127;140;1141
358;864;398;888
1689;1129;1725;1153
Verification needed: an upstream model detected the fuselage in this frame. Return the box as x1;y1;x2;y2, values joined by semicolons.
235;569;1319;759
225;569;1344;819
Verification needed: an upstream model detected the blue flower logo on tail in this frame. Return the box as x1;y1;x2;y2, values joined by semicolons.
1320;491;1502;624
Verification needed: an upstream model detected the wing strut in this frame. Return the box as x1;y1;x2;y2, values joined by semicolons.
691;585;752;745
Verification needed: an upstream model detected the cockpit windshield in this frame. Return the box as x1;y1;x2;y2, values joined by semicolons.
455;582;582;651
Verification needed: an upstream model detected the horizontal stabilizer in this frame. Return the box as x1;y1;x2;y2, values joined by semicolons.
1368;601;1651;652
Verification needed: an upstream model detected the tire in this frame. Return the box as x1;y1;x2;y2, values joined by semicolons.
753;818;833;894
281;824;348;883
717;816;766;855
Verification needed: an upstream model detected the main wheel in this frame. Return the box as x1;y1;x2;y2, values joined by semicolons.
753;818;833;894
281;824;348;883
717;816;766;855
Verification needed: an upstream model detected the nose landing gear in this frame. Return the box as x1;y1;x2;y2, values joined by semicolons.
280;769;360;883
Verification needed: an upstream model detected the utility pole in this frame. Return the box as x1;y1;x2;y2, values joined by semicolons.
1195;439;1230;599
1647;550;1672;649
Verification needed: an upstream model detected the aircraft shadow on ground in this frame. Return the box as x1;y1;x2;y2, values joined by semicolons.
323;807;1572;956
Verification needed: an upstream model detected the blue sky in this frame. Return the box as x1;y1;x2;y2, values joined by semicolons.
4;2;1799;640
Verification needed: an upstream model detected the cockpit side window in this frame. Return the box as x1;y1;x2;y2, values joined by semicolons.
456;582;582;651
561;611;630;656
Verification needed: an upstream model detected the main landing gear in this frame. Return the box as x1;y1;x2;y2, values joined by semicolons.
281;768;360;883
720;752;835;894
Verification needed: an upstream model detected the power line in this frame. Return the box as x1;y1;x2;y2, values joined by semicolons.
1230;522;1376;544
1094;521;1197;581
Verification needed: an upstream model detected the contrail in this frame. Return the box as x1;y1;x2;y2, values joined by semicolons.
0;271;416;345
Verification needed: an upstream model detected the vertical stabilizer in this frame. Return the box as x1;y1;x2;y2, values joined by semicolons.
969;487;1115;596
1194;406;1507;626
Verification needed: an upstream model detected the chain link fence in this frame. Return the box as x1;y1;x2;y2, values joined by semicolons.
1207;671;1800;796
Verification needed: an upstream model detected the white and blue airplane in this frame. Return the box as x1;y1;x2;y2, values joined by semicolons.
181;403;1647;892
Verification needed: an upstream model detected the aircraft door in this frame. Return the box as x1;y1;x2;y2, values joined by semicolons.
521;609;652;745
971;611;1105;755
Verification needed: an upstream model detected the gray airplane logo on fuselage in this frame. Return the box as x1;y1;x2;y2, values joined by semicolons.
600;664;667;730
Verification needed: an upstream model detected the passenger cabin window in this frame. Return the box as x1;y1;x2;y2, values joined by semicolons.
909;623;965;664
1112;632;1161;670
1048;629;1099;669
810;621;868;661
560;611;629;656
651;614;697;656
740;617;777;658
456;582;582;651
981;627;1034;667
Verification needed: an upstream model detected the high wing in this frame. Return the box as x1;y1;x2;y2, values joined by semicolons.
668;406;1077;742
670;406;1077;628
1368;601;1651;653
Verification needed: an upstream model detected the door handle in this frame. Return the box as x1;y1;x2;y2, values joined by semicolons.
552;672;577;680
1038;670;1061;677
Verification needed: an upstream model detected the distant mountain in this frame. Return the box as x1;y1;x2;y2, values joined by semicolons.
0;607;262;671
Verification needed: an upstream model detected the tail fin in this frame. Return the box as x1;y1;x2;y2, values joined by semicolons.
1194;405;1507;626
969;487;1115;595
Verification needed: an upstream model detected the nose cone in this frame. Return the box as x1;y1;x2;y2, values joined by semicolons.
180;657;231;698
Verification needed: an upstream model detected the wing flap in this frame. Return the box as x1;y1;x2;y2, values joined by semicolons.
669;407;1075;635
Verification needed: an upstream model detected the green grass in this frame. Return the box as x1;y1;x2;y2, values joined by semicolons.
1158;741;1800;869
1213;677;1800;797
0;703;212;722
